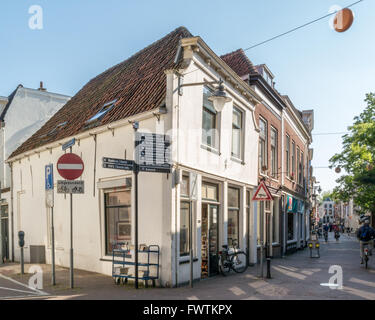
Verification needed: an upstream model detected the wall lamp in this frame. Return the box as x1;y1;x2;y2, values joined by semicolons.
178;78;232;113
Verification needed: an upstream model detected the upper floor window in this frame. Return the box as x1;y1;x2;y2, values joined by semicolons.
291;141;296;180
286;135;290;177
300;152;304;186
270;127;278;177
297;147;301;185
259;118;267;173
232;107;243;159
202;87;218;149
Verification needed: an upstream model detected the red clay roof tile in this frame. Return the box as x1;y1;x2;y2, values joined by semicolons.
10;26;193;158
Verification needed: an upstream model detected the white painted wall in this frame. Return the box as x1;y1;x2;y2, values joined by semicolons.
9;50;260;287
1;87;70;189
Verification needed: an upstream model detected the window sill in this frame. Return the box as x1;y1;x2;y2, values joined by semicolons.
201;144;220;155
287;240;297;244
230;156;245;165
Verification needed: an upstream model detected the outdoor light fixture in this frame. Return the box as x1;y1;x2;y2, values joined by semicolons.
178;77;232;113
208;79;232;113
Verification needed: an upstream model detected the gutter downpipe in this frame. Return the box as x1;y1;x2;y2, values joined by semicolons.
10;162;14;262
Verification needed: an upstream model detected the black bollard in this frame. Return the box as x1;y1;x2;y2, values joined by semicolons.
266;257;271;279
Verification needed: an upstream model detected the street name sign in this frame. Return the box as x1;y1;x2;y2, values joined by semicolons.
57;153;84;180
57;180;84;194
252;181;273;201
62;138;76;151
102;157;134;171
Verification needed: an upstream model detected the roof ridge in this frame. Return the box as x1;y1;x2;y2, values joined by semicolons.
9;26;193;159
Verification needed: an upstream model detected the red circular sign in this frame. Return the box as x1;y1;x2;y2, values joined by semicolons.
57;153;84;180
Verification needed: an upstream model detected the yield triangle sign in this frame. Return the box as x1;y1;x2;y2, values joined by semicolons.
252;181;273;201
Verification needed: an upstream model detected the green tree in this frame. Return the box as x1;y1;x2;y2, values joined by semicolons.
330;93;375;224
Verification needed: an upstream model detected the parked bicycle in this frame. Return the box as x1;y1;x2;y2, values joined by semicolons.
218;242;248;276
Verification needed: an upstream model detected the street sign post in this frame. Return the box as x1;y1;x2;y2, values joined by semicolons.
102;131;171;289
45;164;55;286
56;151;84;289
62;138;76;151
252;180;274;279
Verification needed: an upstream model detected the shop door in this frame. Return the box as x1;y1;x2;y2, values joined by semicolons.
201;203;219;278
1;205;9;262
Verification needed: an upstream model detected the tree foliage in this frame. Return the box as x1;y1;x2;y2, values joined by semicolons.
330;93;375;216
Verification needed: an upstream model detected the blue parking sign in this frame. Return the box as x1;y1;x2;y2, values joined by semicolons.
45;164;54;190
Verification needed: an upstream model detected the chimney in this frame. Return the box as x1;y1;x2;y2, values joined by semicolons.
38;81;47;91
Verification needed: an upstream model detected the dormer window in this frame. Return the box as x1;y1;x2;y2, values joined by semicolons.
263;70;274;88
86;99;117;124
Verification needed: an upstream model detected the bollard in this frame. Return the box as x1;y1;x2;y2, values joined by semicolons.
266;257;271;279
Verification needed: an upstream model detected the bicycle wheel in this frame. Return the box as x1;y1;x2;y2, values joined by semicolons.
232;252;248;273
365;256;368;269
219;256;231;276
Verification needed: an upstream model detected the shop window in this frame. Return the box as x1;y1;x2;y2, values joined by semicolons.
272;201;279;243
228;187;240;247
180;201;190;256
232;107;243;159
105;189;131;255
180;175;189;197
287;212;295;241
202;182;218;201
202;87;218;149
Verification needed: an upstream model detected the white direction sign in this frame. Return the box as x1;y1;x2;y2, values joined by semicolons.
57;180;84;194
135;132;171;172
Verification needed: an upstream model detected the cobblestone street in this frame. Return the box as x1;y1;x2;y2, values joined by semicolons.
0;232;374;300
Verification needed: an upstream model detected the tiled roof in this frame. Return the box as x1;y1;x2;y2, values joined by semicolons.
220;49;258;77
10;26;193;158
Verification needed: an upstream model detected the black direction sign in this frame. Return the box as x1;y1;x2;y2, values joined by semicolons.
139;164;171;173
102;157;134;171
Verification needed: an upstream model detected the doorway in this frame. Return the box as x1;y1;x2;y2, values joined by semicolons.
201;203;219;278
1;205;9;262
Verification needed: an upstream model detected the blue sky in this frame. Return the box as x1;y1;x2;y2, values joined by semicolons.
1;0;374;192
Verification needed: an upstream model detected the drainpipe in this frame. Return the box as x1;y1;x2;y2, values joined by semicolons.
9;162;14;262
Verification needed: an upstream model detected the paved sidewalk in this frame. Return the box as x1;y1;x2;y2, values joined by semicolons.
0;233;374;300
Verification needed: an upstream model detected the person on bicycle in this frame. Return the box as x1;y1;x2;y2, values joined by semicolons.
356;216;375;264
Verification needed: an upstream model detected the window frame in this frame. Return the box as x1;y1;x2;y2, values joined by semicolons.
291;141;296;180
286;134;290;177
104;188;132;256
202;86;219;150
228;186;240;247
231;106;244;160
270;127;278;178
259;117;268;174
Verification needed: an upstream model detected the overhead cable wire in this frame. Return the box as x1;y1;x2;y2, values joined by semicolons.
243;0;365;51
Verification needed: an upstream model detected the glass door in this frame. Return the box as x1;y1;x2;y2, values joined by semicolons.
1;205;9;262
208;205;219;276
201;203;219;278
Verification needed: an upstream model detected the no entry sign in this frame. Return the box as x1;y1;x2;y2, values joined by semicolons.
57;153;84;180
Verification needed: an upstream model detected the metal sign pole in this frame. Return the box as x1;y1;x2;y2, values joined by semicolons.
51;205;56;285
134;166;139;289
189;199;193;288
69;146;74;289
260;204;264;278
